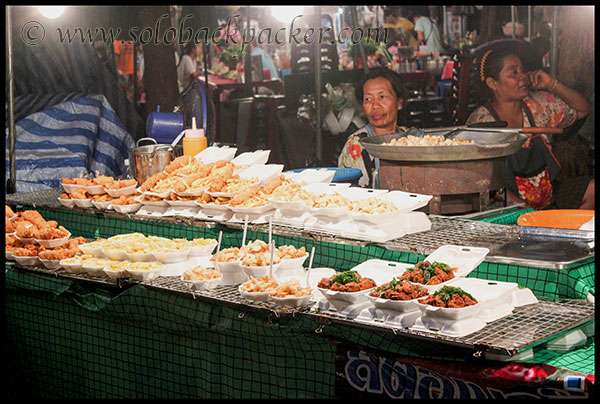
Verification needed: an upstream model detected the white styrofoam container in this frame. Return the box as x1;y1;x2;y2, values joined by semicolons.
237;164;284;186
338;211;432;243
195;146;238;164
301;182;351;195
283;168;335;184
231;150;271;167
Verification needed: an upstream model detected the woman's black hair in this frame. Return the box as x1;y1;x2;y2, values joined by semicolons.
184;41;196;55
475;48;518;102
355;67;407;104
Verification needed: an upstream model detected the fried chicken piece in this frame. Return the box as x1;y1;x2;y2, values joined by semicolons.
12;247;39;257
140;171;168;192
105;179;137;189
164;155;193;174
6;220;15;233
71;188;90;200
37;224;70;240
263;175;285;195
6;205;15;218
229;186;258;206
15;223;39;239
92;175;115;187
60;193;72;200
39;248;77;261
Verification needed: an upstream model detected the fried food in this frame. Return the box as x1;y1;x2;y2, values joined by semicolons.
277;245;307;259
349;197;398;214
318;270;376;292
16;222;39;239
6;205;15;218
164;155;194;174
6;219;15;234
37;223;70;240
91;175;115;187
399;261;456;286
140;171;168;192
270;279;311;298
385;134;474;146
369;278;429;300
228;186;259;206
104;179;137;189
71;188;90;200
210;247;241;262
111;194;141;205
91;193;113;202
240;276;279;293
60;193;72;200
38;248;77;261
182;267;222;281
418;286;478;308
312;193;351;209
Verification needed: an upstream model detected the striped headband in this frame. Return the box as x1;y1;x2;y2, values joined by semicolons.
480;50;493;82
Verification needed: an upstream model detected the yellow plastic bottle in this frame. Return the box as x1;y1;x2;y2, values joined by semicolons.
182;117;207;157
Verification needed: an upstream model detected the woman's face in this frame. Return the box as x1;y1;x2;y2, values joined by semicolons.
362;77;403;135
487;54;530;101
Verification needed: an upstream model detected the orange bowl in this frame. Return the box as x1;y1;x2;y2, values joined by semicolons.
517;209;594;230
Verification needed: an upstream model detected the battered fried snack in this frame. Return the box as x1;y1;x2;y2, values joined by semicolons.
228;186;259;206
240;276;279;293
91;175;115;187
318;270;376;292
6;220;15;234
270;279;312;298
15;222;39;239
38;248;78;261
163;155;194;174
91;193;113;202
71;188;90;200
277;245;307;259
6;205;15;218
418;286;478;308
182;267;222;281
104;179;137;189
60;193;72;200
140;171;168;192
263;175;285;195
37;223;70;240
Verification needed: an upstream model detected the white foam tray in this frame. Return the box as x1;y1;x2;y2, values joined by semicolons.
195;146;237;164
231;150;271;167
237;164;284;186
283;168;335;184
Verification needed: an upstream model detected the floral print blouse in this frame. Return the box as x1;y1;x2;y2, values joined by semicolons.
466;91;578;144
338;124;404;188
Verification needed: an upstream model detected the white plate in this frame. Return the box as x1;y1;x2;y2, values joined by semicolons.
241;263;279;279
102;247;128;261
60;258;86;273
197;202;231;212
103;266;129;279
73;198;93;208
83;261;109;277
365;288;427;313
35;232;71;248
231;150;271;167
181;274;223;291
238;285;272;302
112;203;142;214
415;298;482;320
136;196;169;207
82;184;106;195
317;287;370;304
125;250;158;262
58;198;76;208
228;203;274;215
188;240;218;257
92;200;112;210
78;241;106;257
14;235;36;244
269;199;311;214
39;258;62;269
309;206;348;218
13;255;40;266
152;248;191;263
105;184;137;197
214;260;242;273
279;254;308;269
166;199;200;208
5;251;15;260
126;266;164;281
270;293;312;308
62;183;83;193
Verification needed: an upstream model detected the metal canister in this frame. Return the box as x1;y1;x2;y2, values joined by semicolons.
128;138;174;185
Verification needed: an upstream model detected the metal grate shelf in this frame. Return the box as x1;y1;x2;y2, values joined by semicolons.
9;262;594;357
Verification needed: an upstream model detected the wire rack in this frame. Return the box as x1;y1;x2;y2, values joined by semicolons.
6;189;518;254
9;262;594;357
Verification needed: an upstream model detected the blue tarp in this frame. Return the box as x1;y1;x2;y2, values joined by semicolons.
5;94;135;193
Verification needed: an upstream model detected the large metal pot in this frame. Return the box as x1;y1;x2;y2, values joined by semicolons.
128;138;175;185
423;56;450;78
398;59;417;73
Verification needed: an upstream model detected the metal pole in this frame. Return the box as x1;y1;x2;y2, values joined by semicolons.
528;6;532;41
442;6;448;46
7;6;17;194
350;6;369;73
550;6;559;77
511;6;516;39
314;6;323;162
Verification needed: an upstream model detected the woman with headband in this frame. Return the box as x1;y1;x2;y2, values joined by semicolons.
466;49;593;210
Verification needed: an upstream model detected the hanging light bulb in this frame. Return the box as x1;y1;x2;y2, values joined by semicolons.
37;6;66;19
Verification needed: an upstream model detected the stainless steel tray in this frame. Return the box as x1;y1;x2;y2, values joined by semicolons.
359;129;528;162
